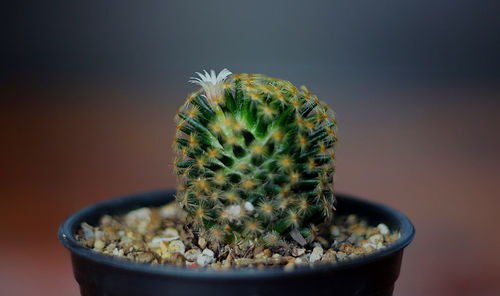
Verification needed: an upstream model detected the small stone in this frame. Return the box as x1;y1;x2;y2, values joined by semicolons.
234;258;252;267
322;249;337;263
135;251;155;263
336;251;348;261
377;223;390;235
348;253;360;259
80;222;95;240
164;227;180;238
125;208;151;224
339;244;354;255
362;243;376;253
244;201;255;212
185;248;202;261
169;252;186;266
168;240;186;255
198;237;207;249
368;234;384;245
119;235;134;248
197;248;215;266
309;246;324;264
159;203;179;219
82;238;95;248
94;239;105;251
349;225;366;236
295;256;309;266
103;226;120;241
271;253;283;264
255;250;270;260
124;208;152;234
225;205;242;221
260;251;271;261
113;248;124;257
388;232;401;243
346;214;357;226
292;247;306;257
100;215;113;226
330;225;341;236
353;247;365;255
349;233;359;243
105;243;117;253
94;230;104;239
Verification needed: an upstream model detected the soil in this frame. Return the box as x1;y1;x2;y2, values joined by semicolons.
75;202;400;270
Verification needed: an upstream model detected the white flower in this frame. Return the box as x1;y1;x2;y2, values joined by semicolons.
189;68;232;103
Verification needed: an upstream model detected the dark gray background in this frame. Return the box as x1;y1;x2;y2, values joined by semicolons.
3;0;500;88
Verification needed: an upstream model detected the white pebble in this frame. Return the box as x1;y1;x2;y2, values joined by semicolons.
80;222;95;240
336;251;348;261
124;208;152;234
244;202;255;212
197;248;215;266
168;240;186;255
94;230;104;239
185;249;202;261
113;248;124;257
377;223;390;235
295;256;308;266
368;234;384;245
362;242;377;252
294;248;306;257
225;205;242;221
94;239;105;250
159;203;178;219
125;208;151;225
164;228;179;238
309;246;324;264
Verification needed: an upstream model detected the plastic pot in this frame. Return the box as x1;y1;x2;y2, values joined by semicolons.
59;189;415;296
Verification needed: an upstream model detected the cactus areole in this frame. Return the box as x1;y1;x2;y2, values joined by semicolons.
174;69;338;245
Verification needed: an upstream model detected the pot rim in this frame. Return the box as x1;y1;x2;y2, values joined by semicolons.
58;189;415;279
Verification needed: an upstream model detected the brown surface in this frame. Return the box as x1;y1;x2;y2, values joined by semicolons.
1;83;499;295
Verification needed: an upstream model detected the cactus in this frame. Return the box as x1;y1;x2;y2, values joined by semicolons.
173;69;337;246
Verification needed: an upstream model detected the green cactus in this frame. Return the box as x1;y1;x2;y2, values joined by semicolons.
173;69;337;246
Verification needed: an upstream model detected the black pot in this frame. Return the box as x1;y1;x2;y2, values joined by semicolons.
58;189;415;296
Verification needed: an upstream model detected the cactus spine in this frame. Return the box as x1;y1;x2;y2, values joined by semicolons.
174;69;337;245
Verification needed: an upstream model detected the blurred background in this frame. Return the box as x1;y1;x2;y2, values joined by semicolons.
1;1;499;295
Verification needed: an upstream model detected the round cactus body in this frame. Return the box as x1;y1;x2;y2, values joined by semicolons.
173;69;337;245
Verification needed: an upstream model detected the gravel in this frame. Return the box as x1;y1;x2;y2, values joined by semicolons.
75;202;401;270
